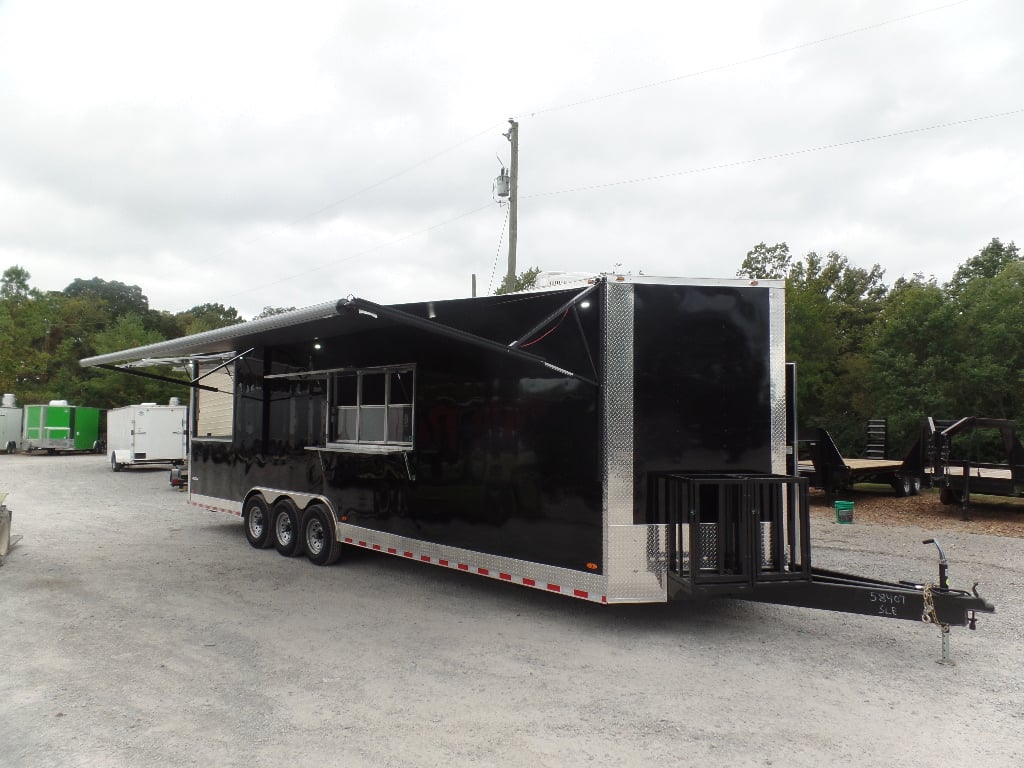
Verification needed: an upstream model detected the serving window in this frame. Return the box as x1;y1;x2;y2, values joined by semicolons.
331;366;414;448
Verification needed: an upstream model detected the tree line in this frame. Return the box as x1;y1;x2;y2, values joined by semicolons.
0;268;287;411
737;237;1022;455
1;236;1020;458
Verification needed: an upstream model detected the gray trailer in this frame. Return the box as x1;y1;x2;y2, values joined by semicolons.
0;394;23;454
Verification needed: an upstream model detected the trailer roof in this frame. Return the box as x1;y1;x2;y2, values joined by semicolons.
78;289;594;375
80;275;782;372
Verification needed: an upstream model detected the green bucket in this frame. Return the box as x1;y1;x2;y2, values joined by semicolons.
834;500;854;524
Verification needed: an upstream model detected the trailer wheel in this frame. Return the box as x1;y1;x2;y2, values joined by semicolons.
939;487;962;506
110;453;122;472
243;494;273;549
892;476;911;497
272;498;302;557
303;503;341;566
909;476;922;496
5;441;16;454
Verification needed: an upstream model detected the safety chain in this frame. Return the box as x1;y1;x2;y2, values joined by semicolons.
921;583;951;633
921;583;939;624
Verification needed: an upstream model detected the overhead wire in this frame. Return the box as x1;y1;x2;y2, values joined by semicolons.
226;0;974;252
488;205;511;295
525;107;1024;199
218;0;980;303
517;0;973;119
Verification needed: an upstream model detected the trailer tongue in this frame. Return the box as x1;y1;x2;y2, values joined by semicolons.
651;471;992;661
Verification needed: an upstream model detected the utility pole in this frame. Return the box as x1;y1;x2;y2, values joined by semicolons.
504;118;518;293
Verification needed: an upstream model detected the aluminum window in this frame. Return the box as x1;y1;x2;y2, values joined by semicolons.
331;366;414;447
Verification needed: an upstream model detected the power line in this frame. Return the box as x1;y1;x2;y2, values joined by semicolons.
525;107;1024;199
517;0;972;119
214;1;978;304
215;0;971;264
209;121;506;263
221;106;1023;304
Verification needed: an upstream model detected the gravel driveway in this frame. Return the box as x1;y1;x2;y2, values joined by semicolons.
1;455;1021;767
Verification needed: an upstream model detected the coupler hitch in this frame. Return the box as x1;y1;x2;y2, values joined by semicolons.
920;538;988;665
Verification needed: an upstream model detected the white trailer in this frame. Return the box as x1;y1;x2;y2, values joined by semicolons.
108;400;187;471
0;394;23;454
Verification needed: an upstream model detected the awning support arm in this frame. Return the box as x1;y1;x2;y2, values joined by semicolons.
94;364;214;392
338;299;598;386
93;348;254;392
507;280;602;348
192;348;254;384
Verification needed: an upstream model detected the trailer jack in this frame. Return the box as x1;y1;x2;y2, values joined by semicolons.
921;539;956;665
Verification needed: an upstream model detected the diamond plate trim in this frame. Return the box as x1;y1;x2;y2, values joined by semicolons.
602;281;668;603
769;286;787;475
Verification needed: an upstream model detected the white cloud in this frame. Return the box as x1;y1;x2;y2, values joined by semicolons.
0;0;1021;319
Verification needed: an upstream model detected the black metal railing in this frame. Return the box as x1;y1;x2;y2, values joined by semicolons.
649;473;811;594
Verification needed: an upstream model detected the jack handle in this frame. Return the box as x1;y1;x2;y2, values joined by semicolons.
923;538;950;591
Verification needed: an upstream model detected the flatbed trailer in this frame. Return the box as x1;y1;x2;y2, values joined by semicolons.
80;275;992;649
798;427;922;495
931;417;1024;515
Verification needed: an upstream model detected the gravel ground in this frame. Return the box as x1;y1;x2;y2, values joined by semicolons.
1;455;1021;768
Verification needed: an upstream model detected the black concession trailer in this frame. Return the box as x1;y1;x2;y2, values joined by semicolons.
80;275;992;643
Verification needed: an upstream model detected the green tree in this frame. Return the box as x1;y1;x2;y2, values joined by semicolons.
740;244;887;453
864;275;957;451
495;266;542;295
946;238;1020;297
947;260;1024;419
252;306;297;320
174;303;243;334
736;242;792;280
1;266;33;300
63;277;150;318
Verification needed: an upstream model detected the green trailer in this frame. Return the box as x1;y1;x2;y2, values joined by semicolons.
23;401;103;454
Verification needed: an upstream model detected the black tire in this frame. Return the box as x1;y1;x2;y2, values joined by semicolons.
111;453;122;472
939;487;962;506
303;503;341;566
272;498;302;557
6;441;17;454
909;476;922;496
892;476;911;497
242;494;273;549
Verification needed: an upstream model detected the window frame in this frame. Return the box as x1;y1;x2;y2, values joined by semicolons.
327;364;415;452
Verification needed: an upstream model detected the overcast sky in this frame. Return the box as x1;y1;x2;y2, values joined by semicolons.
1;0;1020;319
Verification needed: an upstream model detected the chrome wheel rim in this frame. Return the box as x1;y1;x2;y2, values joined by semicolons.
306;518;325;555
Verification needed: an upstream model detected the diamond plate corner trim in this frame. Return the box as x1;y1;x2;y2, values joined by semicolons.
602;281;634;529
769;286;787;475
605;524;669;603
602;282;667;603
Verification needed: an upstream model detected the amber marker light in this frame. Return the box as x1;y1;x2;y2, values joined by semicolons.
586;562;598;570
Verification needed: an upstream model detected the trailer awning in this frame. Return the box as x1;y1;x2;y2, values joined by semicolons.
80;287;600;385
79;300;346;369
